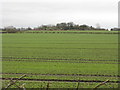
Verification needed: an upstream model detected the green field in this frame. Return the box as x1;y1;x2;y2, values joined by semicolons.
2;31;119;88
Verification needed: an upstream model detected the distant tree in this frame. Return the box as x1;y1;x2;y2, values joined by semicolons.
41;25;48;30
56;23;67;30
79;25;90;30
74;25;80;29
90;26;95;30
56;23;61;29
33;22;106;31
27;27;32;30
60;23;67;30
4;26;18;33
67;22;74;30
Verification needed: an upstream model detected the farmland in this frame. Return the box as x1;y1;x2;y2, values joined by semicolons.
1;31;119;88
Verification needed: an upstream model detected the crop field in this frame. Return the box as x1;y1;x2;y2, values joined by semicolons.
1;31;119;88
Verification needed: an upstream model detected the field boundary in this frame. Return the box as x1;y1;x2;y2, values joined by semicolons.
25;31;120;34
2;31;120;34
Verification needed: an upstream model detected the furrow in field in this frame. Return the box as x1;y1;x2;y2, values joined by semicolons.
2;60;119;64
2;57;118;62
1;73;120;77
1;78;119;83
2;47;118;50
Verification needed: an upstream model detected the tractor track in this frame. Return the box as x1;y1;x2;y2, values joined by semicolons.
2;59;119;64
2;57;118;62
1;78;120;83
2;57;119;65
1;73;120;77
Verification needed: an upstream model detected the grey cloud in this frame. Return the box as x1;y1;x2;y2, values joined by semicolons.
3;2;117;13
2;0;118;28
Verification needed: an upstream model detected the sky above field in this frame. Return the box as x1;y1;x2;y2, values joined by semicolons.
0;0;119;29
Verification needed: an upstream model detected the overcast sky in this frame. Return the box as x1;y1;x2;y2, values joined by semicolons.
0;0;119;29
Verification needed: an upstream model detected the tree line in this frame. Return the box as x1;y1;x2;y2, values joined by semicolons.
34;22;106;30
2;22;107;33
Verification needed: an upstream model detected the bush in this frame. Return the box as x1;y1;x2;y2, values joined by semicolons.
5;29;18;33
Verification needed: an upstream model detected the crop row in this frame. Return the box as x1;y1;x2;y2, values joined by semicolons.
2;73;120;77
2;57;118;62
2;60;119;64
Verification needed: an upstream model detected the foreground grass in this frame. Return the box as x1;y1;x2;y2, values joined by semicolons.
2;80;118;88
